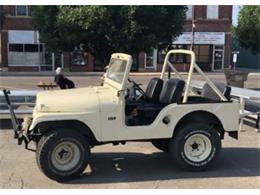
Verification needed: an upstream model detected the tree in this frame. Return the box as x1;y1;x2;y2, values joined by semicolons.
32;5;187;64
233;6;260;54
31;6;85;52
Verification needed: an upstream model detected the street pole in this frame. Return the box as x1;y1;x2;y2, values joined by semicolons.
232;51;239;71
190;5;195;51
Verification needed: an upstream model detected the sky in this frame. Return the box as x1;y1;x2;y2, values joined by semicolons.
232;5;242;26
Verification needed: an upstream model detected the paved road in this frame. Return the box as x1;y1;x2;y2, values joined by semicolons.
0;74;259;188
0;120;259;189
0;73;259;90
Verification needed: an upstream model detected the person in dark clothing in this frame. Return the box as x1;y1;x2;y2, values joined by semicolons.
54;67;75;89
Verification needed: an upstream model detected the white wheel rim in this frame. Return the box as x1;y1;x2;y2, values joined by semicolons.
51;141;80;171
184;133;212;162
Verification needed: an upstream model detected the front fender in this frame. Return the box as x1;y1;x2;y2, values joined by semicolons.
29;112;101;141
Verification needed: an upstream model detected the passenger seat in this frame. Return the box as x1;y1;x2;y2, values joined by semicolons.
136;79;185;125
201;82;231;101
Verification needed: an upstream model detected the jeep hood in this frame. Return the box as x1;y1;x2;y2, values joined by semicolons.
36;87;100;112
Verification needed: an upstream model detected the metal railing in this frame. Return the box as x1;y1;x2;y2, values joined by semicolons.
0;87;259;131
0;90;38;119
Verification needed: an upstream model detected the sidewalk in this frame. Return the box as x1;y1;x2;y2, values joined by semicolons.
1;71;260;77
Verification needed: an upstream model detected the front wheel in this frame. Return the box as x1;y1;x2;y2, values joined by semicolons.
36;129;90;181
170;123;221;171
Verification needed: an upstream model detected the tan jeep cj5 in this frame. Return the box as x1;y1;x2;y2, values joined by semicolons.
3;49;240;181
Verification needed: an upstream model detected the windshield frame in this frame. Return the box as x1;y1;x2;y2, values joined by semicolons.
104;53;132;90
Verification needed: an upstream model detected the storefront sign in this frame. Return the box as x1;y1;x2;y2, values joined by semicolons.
173;32;225;45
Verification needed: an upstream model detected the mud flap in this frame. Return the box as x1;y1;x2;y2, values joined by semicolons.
228;131;238;139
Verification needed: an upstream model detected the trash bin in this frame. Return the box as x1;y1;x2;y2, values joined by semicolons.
224;69;249;88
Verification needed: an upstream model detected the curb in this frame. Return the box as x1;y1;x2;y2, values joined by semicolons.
0;71;224;77
0;71;259;77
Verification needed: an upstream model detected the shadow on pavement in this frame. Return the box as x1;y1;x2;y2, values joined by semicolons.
1;119;259;184
248;88;260;91
0;119;22;130
65;147;260;185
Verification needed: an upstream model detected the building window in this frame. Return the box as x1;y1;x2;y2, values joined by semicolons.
157;45;189;64
9;43;42;52
8;43;43;66
16;6;28;16
25;44;41;52
207;5;219;19
157;48;167;64
9;44;24;52
186;5;193;19
194;45;211;63
158;45;212;64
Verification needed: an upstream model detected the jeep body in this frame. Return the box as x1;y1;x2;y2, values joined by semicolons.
5;50;240;181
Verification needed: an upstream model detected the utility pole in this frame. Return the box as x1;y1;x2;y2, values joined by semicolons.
190;5;195;51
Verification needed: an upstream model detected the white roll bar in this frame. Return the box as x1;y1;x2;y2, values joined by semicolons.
160;49;227;103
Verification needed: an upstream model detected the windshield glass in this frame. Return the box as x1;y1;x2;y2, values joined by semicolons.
106;58;127;84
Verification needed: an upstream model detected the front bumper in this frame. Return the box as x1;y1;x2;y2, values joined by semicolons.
2;89;33;148
14;117;32;147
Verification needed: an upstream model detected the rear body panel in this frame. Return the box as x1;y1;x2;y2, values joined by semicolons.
100;97;239;142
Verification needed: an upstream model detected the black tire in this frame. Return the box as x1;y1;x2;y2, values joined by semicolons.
36;129;90;181
170;123;221;171
151;139;170;152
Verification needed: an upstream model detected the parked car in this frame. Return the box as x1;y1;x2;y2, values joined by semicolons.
3;50;240;182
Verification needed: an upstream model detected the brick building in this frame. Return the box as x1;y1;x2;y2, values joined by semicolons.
0;5;40;71
0;5;233;72
142;5;233;72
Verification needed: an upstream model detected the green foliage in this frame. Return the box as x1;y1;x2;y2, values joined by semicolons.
233;6;260;54
31;6;85;51
32;5;187;63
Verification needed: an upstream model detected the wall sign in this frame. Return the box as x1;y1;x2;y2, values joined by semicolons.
173;32;225;45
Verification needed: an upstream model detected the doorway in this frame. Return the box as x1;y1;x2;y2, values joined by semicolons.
145;49;157;70
212;45;224;71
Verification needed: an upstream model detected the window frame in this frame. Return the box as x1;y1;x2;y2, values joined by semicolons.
206;5;219;19
15;5;28;17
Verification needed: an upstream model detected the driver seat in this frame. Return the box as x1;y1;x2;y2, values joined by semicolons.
125;77;163;115
145;78;164;103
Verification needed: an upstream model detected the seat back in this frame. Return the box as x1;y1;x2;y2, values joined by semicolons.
145;78;164;103
201;82;231;101
159;79;185;105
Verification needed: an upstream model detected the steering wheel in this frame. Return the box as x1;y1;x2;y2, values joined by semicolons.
128;78;146;97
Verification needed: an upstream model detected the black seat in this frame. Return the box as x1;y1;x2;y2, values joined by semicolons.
125;77;163;115
201;82;231;101
145;77;164;103
159;79;185;105
136;79;185;125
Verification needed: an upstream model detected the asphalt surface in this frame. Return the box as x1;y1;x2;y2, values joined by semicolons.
0;73;259;90
0;74;259;188
0;120;259;189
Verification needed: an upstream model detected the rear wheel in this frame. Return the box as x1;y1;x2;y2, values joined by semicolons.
170;123;221;171
36;129;90;181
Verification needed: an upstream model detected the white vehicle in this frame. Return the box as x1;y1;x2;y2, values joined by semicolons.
3;50;240;181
